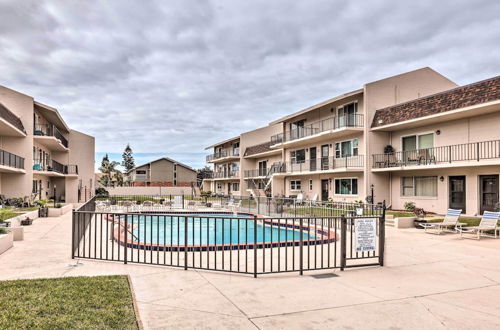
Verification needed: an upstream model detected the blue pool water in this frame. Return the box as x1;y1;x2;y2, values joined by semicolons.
130;214;316;245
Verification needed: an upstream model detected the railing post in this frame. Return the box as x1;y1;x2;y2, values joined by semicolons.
184;216;188;270
124;214;128;264
477;142;480;161
299;217;304;275
253;216;258;278
340;215;347;271
448;145;452;163
379;201;386;267
71;209;75;259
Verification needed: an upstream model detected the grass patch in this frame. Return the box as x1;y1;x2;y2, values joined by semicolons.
386;211;415;218
427;217;500;227
0;275;138;329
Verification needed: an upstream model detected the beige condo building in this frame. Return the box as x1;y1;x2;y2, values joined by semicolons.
0;84;95;203
203;67;500;216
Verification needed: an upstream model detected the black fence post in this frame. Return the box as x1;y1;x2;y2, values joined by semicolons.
253;216;258;278
299;217;303;275
340;215;347;271
184;216;188;270
124;214;128;264
379;200;386;267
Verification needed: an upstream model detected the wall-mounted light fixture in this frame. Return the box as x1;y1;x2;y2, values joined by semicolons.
439;176;445;182
436;130;441;135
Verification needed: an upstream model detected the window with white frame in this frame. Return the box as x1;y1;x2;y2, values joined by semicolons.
401;176;437;197
217;183;222;191
334;178;358;195
290;180;301;191
309;179;313;191
232;182;240;191
335;138;358;158
290;149;306;164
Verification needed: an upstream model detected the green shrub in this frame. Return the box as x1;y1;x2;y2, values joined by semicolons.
0;227;6;235
0;208;15;222
404;202;416;213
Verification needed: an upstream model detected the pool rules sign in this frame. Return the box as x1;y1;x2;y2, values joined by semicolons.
355;218;377;252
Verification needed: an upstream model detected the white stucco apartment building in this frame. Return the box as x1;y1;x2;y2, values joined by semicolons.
203;67;500;216
0;84;95;203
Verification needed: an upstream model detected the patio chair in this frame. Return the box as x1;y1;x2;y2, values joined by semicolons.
295;193;304;205
186;201;196;209
420;208;463;234
459;211;500;240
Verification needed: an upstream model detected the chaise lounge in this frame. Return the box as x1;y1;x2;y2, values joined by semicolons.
420;208;463;234
458;211;500;240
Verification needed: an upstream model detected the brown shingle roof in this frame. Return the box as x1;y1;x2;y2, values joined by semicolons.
371;75;500;128
244;141;273;157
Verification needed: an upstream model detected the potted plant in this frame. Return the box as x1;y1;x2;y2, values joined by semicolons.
384;145;395;154
37;199;49;217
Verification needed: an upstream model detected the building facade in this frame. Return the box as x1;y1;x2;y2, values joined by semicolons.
126;157;197;187
0;85;95;203
203;68;500;216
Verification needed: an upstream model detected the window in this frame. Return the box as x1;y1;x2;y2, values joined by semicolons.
232;182;240;191
217;183;222;191
309;179;313;191
136;170;146;174
290;149;306;164
334;178;358;195
290;180;301;191
401;176;437;197
335;138;358;157
337;102;358;126
402;133;434;152
289;120;305;139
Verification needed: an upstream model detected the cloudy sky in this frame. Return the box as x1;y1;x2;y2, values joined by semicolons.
1;0;499;170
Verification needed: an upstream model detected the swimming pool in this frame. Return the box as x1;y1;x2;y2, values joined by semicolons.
129;214;316;246
110;212;337;251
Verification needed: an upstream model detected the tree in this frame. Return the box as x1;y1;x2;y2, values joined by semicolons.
196;166;213;187
122;144;135;172
99;154;119;187
113;170;124;187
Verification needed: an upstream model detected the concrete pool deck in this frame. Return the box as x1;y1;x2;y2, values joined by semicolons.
1;212;500;329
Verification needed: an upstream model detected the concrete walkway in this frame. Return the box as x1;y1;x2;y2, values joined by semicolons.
1;212;500;329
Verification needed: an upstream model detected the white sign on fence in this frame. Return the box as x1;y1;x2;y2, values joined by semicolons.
355;218;377;252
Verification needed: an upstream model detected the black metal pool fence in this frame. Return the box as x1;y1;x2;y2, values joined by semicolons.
72;196;386;276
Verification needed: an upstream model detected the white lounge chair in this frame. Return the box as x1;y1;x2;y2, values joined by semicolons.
420;209;463;234
295;193;304;206
459;211;500;240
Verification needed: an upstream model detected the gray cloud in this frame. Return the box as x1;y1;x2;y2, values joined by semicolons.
1;0;499;169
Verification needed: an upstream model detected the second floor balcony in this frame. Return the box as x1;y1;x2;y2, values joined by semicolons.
0;149;25;173
34;124;69;151
207;170;240;179
206;148;240;162
372;140;500;171
278;155;364;175
270;113;364;147
33;159;78;176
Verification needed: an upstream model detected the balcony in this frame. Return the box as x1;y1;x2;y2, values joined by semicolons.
372;140;500;171
0;103;26;137
0;149;25;173
33;124;69;151
244;168;272;178
211;170;240;180
270;114;364;148
272;155;364;176
33;159;78;176
206;148;240;163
